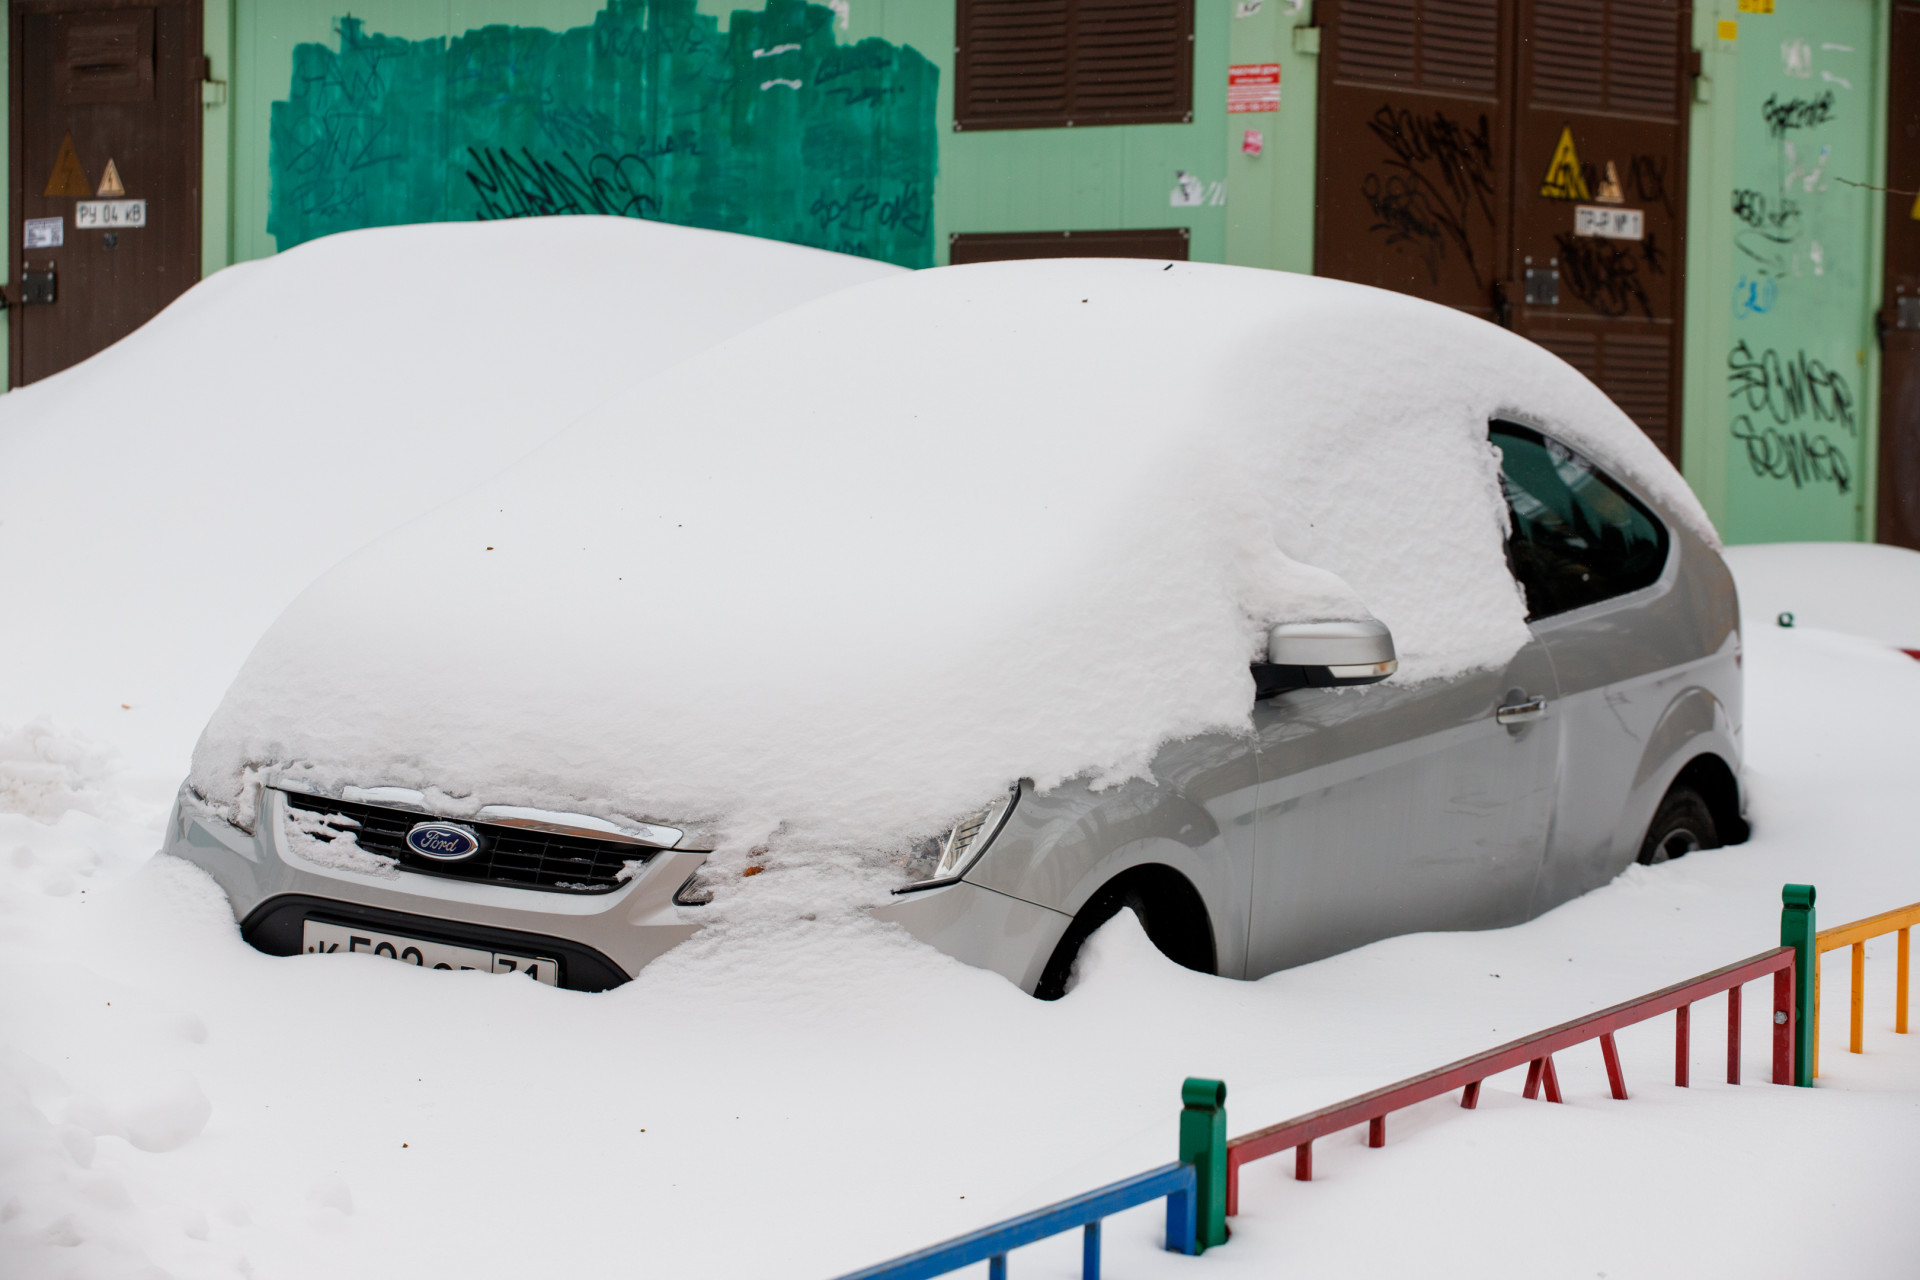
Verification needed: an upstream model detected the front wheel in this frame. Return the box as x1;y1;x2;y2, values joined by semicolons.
1637;784;1721;865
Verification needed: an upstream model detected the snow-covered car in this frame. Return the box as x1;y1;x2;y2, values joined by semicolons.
165;260;1745;995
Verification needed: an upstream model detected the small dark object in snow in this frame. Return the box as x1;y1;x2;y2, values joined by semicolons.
1778;611;1794;627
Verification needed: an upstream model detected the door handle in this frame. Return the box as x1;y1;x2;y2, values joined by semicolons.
1496;696;1548;726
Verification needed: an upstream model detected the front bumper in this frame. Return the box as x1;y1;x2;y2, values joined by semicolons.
167;786;704;991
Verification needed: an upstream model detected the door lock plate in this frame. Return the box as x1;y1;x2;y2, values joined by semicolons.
1524;269;1559;308
19;269;55;306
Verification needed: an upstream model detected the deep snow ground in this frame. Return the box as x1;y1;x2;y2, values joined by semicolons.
3;544;1919;1279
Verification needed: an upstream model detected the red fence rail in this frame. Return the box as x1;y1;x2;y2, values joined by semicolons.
1224;946;1797;1214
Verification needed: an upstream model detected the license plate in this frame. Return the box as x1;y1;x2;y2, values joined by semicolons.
302;919;559;986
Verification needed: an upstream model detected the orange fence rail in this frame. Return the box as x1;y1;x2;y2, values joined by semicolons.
1812;899;1918;1077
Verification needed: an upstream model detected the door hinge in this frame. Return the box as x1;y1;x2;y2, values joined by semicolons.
192;55;227;106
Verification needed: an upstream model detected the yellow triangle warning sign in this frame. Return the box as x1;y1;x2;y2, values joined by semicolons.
43;133;91;198
96;158;125;197
1539;126;1590;202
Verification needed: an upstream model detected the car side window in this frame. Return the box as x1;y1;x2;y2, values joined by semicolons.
1490;422;1669;620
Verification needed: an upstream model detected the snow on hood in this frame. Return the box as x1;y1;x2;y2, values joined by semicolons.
0;216;898;789
189;260;1715;850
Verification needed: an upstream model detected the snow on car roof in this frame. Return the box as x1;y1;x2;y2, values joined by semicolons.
0;216;900;786
189;258;1717;851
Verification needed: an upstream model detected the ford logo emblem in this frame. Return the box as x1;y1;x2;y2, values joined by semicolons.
405;821;482;862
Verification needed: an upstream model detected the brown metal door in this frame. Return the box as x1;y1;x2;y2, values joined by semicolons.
10;0;201;386
1314;0;1513;322
1510;0;1689;462
1878;1;1920;549
1314;0;1689;462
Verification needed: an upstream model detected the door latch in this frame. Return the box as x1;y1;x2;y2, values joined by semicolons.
1496;696;1548;726
19;266;56;306
1524;268;1559;308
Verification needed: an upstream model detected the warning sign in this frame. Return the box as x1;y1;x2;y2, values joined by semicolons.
96;159;126;198
1228;64;1280;113
1539;126;1590;201
43;133;91;198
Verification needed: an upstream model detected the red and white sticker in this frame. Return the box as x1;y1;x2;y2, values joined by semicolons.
1228;63;1280;113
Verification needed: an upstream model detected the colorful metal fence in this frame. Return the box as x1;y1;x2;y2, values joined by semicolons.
834;886;1834;1276
831;1161;1199;1280
1219;944;1799;1217
1812;898;1919;1077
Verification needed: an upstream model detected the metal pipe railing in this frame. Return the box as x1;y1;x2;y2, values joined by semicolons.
1811;899;1920;1076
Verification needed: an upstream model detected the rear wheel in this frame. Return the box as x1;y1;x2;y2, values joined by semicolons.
1638;785;1721;865
1034;866;1214;1000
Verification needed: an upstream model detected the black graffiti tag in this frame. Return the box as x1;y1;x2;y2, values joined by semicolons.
1553;233;1655;319
1726;340;1855;434
1726;341;1856;494
1729;418;1853;493
1360;105;1497;288
1760;91;1836;139
466;146;660;221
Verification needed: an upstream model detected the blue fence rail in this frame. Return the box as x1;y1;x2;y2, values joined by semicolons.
832;1161;1198;1280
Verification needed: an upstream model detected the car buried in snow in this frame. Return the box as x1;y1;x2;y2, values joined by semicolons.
165;260;1746;996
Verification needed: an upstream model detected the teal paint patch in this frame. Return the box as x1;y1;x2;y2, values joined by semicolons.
268;0;937;267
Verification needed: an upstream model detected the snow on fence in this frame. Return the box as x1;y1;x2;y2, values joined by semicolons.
1812;896;1919;1077
832;886;1831;1278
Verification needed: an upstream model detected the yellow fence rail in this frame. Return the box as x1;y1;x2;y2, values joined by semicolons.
1812;899;1918;1078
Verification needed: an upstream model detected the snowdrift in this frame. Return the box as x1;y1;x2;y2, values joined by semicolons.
0;217;900;790
189;260;1714;851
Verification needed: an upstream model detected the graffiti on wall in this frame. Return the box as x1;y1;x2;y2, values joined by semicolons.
1727;339;1856;494
268;0;938;267
1719;15;1871;529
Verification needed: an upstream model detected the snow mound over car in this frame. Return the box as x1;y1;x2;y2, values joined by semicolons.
190;259;1715;852
0;217;900;797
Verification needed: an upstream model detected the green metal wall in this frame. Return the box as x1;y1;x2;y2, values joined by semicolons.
197;0;1321;274
1682;0;1891;542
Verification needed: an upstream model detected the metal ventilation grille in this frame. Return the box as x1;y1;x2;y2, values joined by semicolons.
1335;0;1498;97
281;792;662;895
1598;332;1672;456
955;0;1193;129
1604;0;1680;118
1531;0;1679;119
1534;330;1673;457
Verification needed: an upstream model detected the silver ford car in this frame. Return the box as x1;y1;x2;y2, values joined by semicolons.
166;267;1744;997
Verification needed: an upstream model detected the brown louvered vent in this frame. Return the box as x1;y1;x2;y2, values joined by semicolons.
56;9;155;104
1598;331;1672;455
1534;330;1673;456
1336;0;1499;97
956;0;1194;130
1531;0;1679;119
949;227;1191;264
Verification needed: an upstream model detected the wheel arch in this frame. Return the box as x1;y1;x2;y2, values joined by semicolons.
1667;752;1750;846
1033;861;1217;1001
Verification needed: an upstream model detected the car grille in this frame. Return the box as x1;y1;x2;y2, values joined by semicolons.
281;791;662;895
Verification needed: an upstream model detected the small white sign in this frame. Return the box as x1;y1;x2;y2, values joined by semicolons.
75;199;146;230
23;217;62;249
1573;205;1644;240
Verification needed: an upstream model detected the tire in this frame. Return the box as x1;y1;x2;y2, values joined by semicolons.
1637;785;1721;865
1034;867;1214;1001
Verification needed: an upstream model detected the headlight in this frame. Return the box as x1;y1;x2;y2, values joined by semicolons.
900;785;1019;892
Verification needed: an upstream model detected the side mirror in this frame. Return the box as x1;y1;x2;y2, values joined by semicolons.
1253;619;1397;699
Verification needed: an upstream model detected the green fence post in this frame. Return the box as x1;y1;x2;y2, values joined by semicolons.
1781;883;1817;1086
1178;1077;1227;1251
